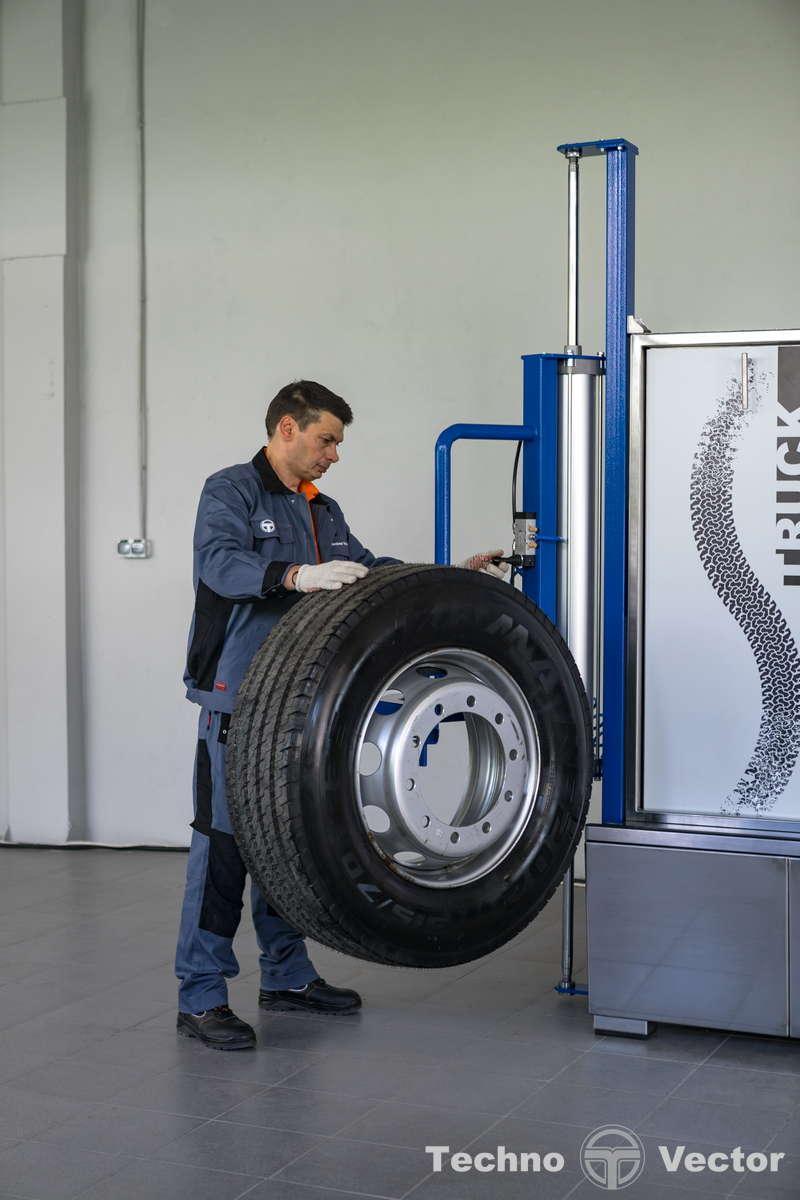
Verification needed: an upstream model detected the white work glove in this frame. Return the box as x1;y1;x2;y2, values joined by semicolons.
459;550;510;580
294;561;369;592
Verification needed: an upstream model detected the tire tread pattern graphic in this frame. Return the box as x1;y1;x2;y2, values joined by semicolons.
689;369;800;814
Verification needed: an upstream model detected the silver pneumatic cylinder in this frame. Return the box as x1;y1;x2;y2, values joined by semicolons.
557;149;602;994
557;358;601;993
557;359;600;707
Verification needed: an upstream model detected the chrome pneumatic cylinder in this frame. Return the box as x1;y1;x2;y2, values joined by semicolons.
557;356;602;995
558;146;602;994
560;145;598;696
565;150;581;356
557;359;602;705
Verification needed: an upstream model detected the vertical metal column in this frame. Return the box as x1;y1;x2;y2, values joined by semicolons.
601;143;637;824
557;356;601;992
435;137;636;1003
521;354;559;623
551;138;638;984
557;149;603;993
565;151;581;356
554;140;637;828
560;148;581;994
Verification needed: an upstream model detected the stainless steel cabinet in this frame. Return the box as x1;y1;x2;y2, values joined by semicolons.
587;834;790;1037
792;858;800;1038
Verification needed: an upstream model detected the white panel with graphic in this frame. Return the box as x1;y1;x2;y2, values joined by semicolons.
642;344;800;820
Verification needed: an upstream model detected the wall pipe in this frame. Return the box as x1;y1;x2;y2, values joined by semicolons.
136;0;148;545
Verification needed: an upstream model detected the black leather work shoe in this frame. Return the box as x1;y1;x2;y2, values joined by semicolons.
258;977;362;1014
177;1005;256;1050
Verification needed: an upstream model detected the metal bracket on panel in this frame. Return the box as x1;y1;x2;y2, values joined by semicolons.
627;315;651;335
557;138;639;159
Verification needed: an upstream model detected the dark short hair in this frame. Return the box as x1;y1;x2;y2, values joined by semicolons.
265;380;353;438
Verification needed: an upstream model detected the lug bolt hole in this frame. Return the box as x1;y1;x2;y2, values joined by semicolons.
411;735;420;748
495;713;504;725
434;703;444;716
450;832;459;844
505;790;513;802
406;778;415;790
466;695;476;707
482;821;491;834
422;815;430;827
509;749;518;761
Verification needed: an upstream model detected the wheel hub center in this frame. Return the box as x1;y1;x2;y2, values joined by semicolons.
355;650;540;887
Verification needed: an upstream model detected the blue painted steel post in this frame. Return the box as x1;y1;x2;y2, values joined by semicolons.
602;143;637;824
521;354;560;624
554;139;637;824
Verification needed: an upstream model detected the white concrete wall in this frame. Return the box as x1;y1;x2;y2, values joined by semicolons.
5;0;800;844
0;0;85;842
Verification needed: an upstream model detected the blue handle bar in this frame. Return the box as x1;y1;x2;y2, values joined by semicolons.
434;423;538;564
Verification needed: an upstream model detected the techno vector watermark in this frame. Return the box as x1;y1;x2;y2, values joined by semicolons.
426;1125;786;1191
580;1126;645;1190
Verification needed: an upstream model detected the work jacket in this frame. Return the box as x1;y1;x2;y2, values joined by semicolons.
184;447;400;713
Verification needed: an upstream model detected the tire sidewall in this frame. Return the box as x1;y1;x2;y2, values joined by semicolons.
298;572;591;963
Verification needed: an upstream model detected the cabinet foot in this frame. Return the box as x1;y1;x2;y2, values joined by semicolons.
593;1014;655;1038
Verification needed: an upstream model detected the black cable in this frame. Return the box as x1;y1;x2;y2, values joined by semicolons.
512;439;522;521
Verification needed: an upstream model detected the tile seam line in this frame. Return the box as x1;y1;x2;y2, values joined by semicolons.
628;1034;738;1134
680;1055;800;1081
642;1092;800;1120
33;1120;445;1164
152;1117;471;1158
637;1039;786;1154
568;1051;800;1089
463;1032;694;1138
396;1042;599;1200
74;1095;272;1122
178;1061;321;1088
9;1138;270;1186
268;1165;399;1200
327;1099;397;1140
0;1138;124;1164
273;1178;395;1200
157;1118;476;1157
257;1080;518;1116
230;1181;265;1200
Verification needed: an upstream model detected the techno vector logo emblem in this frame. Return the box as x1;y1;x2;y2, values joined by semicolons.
580;1126;646;1191
259;519;276;533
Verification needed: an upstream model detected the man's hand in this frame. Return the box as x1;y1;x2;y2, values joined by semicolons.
294;561;369;592
459;550;511;580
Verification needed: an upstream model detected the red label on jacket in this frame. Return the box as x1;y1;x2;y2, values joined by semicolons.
214;681;228;692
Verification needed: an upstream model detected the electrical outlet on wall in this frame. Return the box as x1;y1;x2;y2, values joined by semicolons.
116;538;152;558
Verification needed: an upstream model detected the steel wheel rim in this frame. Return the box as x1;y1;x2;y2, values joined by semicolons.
354;648;541;888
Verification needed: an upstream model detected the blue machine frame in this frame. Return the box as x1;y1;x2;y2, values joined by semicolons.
434;137;637;821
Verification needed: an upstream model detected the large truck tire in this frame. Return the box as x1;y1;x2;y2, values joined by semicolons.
227;564;592;968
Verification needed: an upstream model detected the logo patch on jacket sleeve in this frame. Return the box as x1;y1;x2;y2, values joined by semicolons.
214;681;228;692
259;519;276;534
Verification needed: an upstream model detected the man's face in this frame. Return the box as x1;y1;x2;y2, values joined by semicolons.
288;411;344;481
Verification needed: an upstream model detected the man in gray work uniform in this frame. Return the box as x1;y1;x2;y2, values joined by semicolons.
175;380;505;1049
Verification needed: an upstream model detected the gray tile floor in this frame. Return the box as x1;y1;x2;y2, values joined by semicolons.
0;847;798;1199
